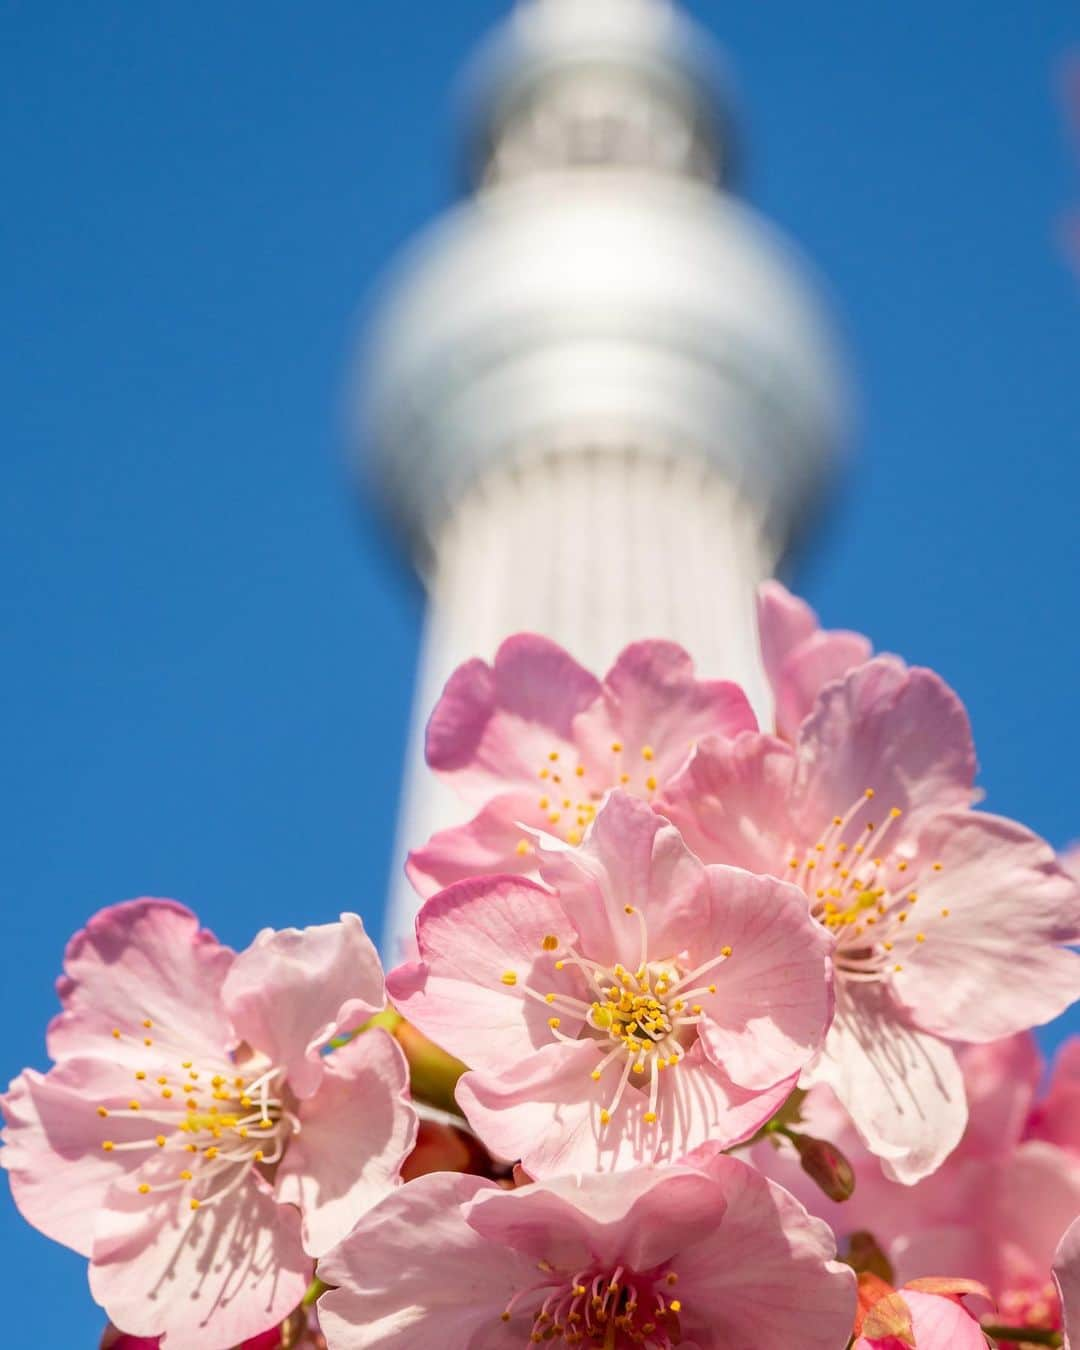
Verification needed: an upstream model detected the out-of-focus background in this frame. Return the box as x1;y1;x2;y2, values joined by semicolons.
2;0;1078;1336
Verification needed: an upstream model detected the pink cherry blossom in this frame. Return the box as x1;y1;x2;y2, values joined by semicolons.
407;634;755;896
660;656;1080;1182
316;1150;856;1350
756;1034;1080;1347
757;580;872;741
853;1280;989;1350
2;900;416;1350
389;790;833;1176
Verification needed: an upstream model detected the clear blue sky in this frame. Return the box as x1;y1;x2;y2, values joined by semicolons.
2;1;1078;1339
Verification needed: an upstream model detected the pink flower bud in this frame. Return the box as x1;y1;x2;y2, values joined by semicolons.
791;1131;856;1202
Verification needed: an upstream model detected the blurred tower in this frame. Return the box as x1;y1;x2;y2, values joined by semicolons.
358;0;850;955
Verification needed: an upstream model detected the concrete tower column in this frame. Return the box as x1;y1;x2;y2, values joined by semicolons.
357;0;850;956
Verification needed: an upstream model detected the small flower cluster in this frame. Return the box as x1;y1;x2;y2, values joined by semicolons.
4;583;1080;1348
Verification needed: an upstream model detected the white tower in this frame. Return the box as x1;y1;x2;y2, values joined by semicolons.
359;0;850;956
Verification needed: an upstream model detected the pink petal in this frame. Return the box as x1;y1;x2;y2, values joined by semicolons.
792;659;976;835
405;791;542;898
48;899;235;1068
458;1039;792;1177
535;791;709;971
222;914;384;1100
675;1150;857;1350
1054;1216;1080;1350
386;875;582;1072
657;732;797;873
891;812;1080;1042
693;864;833;1089
808;988;967;1184
758;580;821;683
423;635;601;806
275;1029;417;1258
316;1171;533;1350
757;581;872;740
774;630;873;742
1028;1037;1080;1152
573;640;756;788
463;1164;730;1273
1;1058;169;1257
89;1171;309;1350
954;1034;1043;1160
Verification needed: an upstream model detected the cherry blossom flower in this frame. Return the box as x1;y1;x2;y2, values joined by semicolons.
660;657;1080;1182
1;900;416;1350
757;581;872;741
853;1275;990;1350
756;1034;1080;1346
389;790;833;1176
406;634;755;897
315;1149;856;1350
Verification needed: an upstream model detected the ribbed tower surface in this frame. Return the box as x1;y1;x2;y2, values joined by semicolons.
356;0;851;955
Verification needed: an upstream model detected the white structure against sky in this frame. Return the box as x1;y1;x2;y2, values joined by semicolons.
359;0;850;956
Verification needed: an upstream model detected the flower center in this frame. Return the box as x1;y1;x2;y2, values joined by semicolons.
501;1261;685;1347
509;906;732;1131
97;1017;298;1213
783;788;949;984
996;1279;1062;1344
516;742;659;855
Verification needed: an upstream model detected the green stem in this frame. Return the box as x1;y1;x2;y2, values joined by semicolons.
302;1276;328;1308
981;1325;1063;1347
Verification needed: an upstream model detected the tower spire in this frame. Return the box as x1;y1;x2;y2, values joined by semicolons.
358;2;850;956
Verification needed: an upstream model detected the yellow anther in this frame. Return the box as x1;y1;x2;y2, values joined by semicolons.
707;983;717;994
670;1299;682;1313
538;795;550;810
575;765;585;777
189;1198;201;1211
890;807;902;818
641;745;654;761
179;1168;193;1180
554;960;565;970
161;1088;173;1099
645;775;657;791
941;908;950;917
155;1135;166;1147
143;1038;153;1047
538;768;548;779
515;839;531;856
897;861;908;872
97;1106;109;1118
548;751;559;762
611;741;623;753
864;788;875;799
599;1109;611;1125
181;1061;192;1069
102;1140;115;1151
619;772;630;783
624;904;635;914
788;858;799;869
933;862;943;872
548;812;561;824
205;1147;219;1159
138;1183;151;1194
893;964;903;972
501;970;518;986
129;1100;141;1111
142;1018;152;1028
548;1017;561;1029
666;1273;679;1286
566;829;582;845
135;1071;146;1081
590;1070;602;1081
157;1077;167;1085
111;1028;121;1039
915;933;926;943
721;945;732;957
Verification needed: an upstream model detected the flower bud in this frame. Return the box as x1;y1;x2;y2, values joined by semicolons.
791;1130;856;1202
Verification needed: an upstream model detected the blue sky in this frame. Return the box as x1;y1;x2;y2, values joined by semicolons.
2;1;1078;1340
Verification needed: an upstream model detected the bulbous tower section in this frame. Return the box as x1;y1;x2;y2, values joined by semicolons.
358;0;851;954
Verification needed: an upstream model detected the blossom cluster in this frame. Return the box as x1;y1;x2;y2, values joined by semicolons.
4;582;1080;1348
